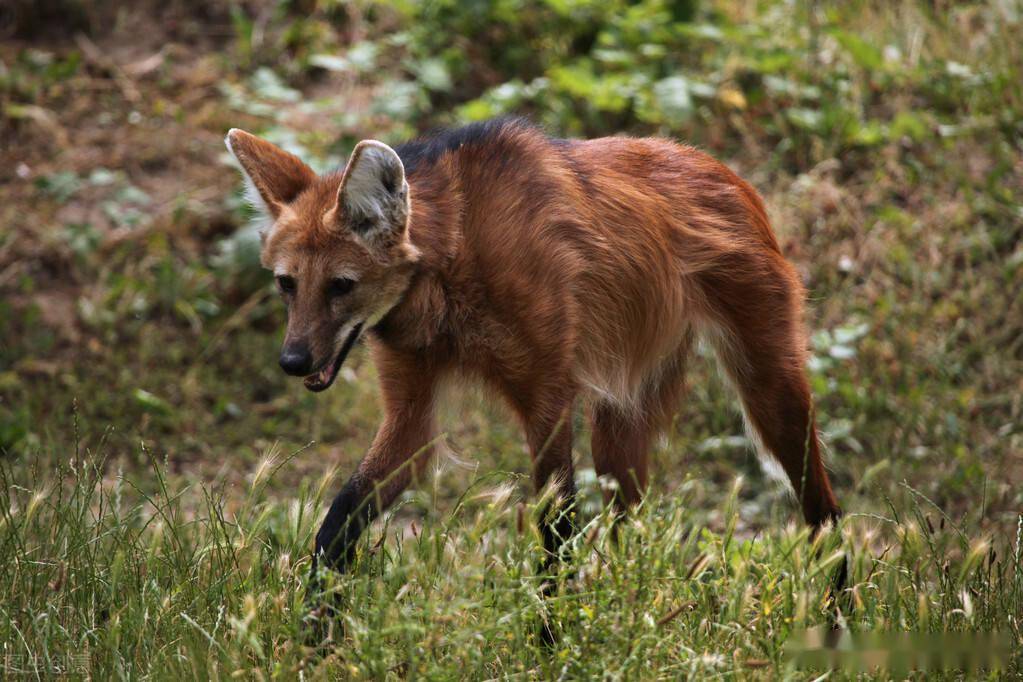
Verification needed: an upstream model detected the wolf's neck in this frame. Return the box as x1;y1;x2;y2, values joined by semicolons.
370;169;462;351
406;166;462;267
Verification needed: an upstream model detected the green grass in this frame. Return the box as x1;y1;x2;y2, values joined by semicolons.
1;0;1022;678
3;438;1019;679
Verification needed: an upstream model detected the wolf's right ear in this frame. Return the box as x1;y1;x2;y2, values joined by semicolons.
225;129;316;221
334;140;410;247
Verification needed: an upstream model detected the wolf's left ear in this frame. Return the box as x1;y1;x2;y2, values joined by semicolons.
225;129;316;221
335;140;410;245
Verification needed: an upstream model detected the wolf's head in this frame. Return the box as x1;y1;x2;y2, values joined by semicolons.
226;130;419;391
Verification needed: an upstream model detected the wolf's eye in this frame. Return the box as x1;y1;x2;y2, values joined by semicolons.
328;277;356;297
276;275;296;294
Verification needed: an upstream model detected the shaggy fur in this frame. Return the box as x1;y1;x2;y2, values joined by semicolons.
226;118;841;571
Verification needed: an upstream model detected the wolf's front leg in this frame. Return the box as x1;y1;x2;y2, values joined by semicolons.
312;350;438;575
312;472;378;574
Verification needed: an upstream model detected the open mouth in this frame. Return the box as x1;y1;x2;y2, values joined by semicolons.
303;322;364;392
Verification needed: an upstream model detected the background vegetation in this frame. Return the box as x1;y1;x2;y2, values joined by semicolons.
1;0;1021;678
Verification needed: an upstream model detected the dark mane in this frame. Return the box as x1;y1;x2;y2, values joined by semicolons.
394;116;538;176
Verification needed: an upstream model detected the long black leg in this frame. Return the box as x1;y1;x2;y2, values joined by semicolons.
312;473;377;576
525;405;577;645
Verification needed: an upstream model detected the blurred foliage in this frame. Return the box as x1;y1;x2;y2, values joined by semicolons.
345;0;1023;171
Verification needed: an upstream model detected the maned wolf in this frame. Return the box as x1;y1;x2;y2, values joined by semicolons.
225;117;841;584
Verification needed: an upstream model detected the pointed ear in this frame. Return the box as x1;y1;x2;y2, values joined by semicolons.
225;129;316;219
335;140;410;244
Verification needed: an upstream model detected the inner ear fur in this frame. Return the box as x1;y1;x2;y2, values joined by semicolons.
336;140;409;240
225;129;316;218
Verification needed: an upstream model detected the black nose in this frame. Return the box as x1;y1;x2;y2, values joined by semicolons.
279;342;312;376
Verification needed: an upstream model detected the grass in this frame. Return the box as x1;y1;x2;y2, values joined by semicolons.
1;0;1021;678
3;435;1019;679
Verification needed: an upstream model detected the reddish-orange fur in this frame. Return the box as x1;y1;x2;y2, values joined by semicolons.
226;118;841;574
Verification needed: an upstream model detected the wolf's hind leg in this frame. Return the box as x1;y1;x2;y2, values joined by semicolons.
590;334;692;511
590;401;650;510
510;387;577;645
